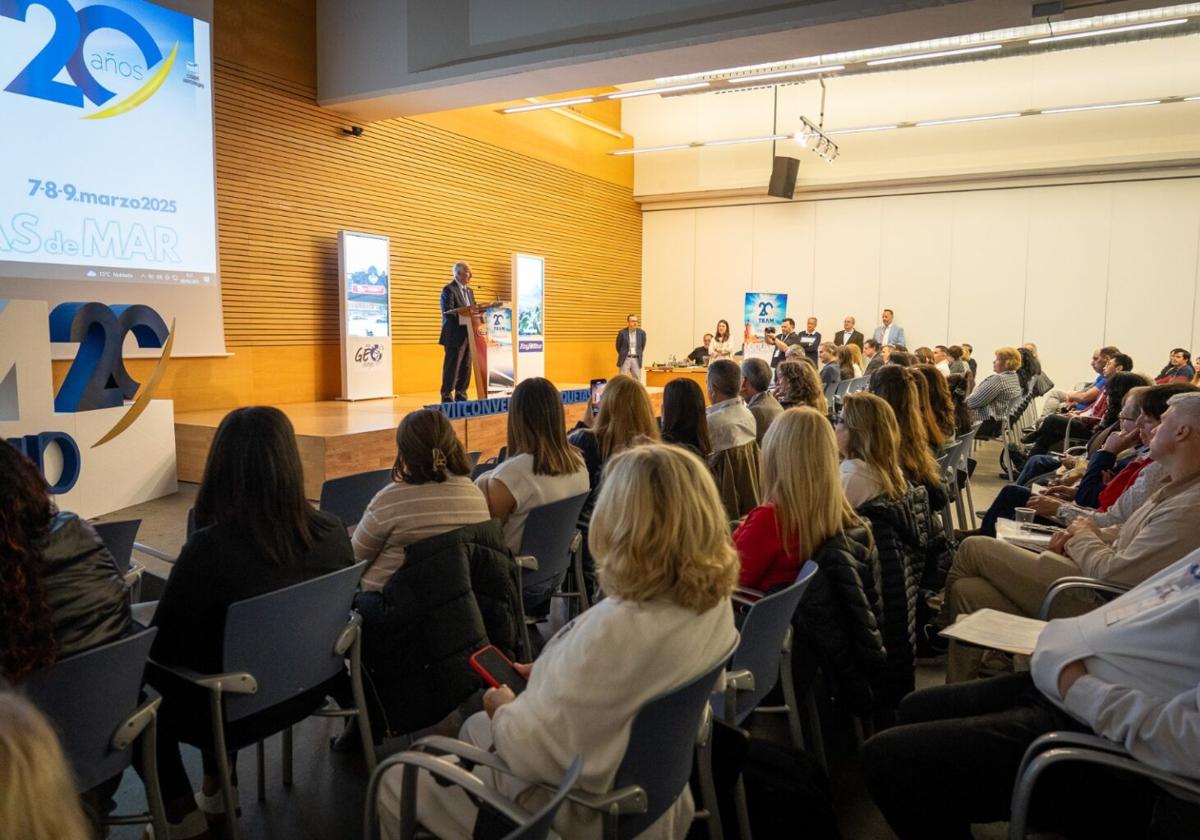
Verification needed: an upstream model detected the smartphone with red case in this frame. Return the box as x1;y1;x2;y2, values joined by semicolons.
469;645;527;694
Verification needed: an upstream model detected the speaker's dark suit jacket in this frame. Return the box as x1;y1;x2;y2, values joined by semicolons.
615;328;647;368
833;330;865;349
439;281;476;346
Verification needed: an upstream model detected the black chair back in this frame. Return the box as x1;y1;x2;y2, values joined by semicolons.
319;470;394;527
93;518;141;574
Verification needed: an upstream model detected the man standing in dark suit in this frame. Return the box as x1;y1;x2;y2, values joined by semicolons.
439;261;478;402
833;315;865;350
616;314;647;377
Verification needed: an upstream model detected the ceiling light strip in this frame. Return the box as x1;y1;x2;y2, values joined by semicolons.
1028;17;1187;45
866;43;1002;66
1042;99;1161;114
501;96;594;114
609;82;711;99
915;111;1022;127
609;95;1200;155
703;134;791;147
728;65;845;84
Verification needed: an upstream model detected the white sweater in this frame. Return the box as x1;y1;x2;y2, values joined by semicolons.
1032;549;1200;779
492;595;738;839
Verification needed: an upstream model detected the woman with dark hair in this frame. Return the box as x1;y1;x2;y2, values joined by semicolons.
354;410;490;591
148;406;354;834
660;377;711;457
868;365;943;495
1016;346;1041;394
913;347;935;366
710;319;733;361
908;368;947;450
479;378;589;555
945;373;974;436
913;364;958;441
0;444;129;683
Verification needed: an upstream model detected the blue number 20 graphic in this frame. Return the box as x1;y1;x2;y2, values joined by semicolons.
1;0;162;108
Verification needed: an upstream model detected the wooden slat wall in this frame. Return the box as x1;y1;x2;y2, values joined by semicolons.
213;56;642;348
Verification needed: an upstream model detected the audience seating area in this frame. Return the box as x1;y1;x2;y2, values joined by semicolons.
5;339;1200;840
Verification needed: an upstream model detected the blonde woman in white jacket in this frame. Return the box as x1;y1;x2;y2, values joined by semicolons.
378;443;740;840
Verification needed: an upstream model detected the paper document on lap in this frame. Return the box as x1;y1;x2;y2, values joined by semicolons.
996;518;1058;553
940;609;1047;656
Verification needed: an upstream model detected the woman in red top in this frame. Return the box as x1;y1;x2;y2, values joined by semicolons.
733;407;864;590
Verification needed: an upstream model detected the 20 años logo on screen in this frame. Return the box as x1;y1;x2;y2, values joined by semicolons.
1;1;178;119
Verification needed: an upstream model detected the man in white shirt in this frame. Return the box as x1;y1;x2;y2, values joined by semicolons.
864;546;1200;839
705;359;757;454
872;308;906;349
933;345;952;375
616;314;647;378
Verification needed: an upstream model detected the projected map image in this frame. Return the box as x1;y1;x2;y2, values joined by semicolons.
0;0;216;284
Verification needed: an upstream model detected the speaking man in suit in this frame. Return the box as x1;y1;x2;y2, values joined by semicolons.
834;316;865;349
873;308;907;349
439;261;478;402
616;314;647;377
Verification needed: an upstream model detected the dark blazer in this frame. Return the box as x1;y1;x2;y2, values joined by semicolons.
439;281;477;346
865;355;885;375
833;330;865;349
615;328;647;367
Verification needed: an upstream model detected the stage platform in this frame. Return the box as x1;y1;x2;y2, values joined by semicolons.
175;386;664;499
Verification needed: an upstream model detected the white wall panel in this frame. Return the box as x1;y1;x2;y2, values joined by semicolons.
1105;179;1200;380
812;198;882;341
751;202;816;321
879;193;953;350
947;189;1030;366
641;210;696;363
1023;183;1113;387
694;206;755;347
642;176;1200;386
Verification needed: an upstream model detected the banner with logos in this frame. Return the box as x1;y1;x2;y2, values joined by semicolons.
485;304;515;394
338;231;393;399
744;291;788;342
513;253;545;382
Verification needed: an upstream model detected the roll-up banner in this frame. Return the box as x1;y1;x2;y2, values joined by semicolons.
744;291;788;361
338;231;394;400
512;253;545;382
485;303;515;394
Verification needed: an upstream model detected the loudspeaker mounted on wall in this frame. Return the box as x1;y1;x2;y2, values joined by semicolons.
768;156;800;199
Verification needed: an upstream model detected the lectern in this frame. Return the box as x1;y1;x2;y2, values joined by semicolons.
448;302;500;400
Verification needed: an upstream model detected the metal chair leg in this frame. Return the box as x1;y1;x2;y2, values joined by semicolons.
209;689;241;840
282;726;293;786
695;717;725;840
734;775;753;840
141;715;170;840
349;626;378;773
256;740;266;802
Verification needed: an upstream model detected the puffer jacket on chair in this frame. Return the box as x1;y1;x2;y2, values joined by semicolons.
856;495;923;717
790;526;887;717
354;519;525;736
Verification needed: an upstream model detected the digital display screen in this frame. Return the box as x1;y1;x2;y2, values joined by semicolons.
0;0;217;284
341;232;389;338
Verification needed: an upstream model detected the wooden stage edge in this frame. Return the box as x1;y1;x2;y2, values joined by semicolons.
175;385;665;500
